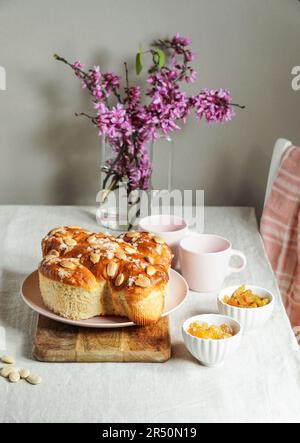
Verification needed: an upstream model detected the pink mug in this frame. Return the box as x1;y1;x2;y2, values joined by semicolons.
179;234;247;292
139;214;188;268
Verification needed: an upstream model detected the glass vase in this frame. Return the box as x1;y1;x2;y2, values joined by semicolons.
96;138;128;231
96;136;174;232
150;134;174;192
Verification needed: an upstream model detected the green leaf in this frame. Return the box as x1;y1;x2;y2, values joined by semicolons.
156;48;166;69
136;52;143;75
153;52;159;65
148;65;157;74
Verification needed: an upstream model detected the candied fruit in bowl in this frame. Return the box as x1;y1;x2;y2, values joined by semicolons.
187;321;234;340
223;285;271;309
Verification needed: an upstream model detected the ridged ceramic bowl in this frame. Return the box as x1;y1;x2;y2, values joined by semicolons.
218;285;274;332
182;314;242;367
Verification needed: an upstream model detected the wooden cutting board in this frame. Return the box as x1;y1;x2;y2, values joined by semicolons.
33;315;171;363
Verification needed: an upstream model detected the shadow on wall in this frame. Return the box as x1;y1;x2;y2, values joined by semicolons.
239;143;270;219
33;50;117;205
33;48;161;206
210;141;269;219
35;80;99;205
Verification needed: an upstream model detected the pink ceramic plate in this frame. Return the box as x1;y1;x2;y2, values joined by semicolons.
20;269;189;328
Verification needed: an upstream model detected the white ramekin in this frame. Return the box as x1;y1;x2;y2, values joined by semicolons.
218;285;274;332
182;314;242;367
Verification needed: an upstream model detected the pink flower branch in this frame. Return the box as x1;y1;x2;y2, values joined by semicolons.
54;34;244;198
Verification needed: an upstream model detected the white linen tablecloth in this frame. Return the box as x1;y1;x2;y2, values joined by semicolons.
0;205;299;423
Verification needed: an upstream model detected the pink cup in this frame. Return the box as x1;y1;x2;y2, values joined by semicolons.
138;215;188;268
179;234;247;292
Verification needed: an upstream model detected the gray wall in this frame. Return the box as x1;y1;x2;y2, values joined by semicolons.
1;0;300;216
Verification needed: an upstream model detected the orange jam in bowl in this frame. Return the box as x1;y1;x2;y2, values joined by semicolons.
187;321;234;340
223;285;271;309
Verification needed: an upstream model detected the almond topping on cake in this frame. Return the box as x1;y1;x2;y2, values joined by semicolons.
115;273;125;287
116;250;127;260
146;256;155;265
126;231;140;238
135;275;151;288
60;259;77;270
64;237;77;247
107;262;119;278
90;252;100;264
48;249;59;257
124;246;136;254
43;256;59;264
146;266;156;276
154;236;165;244
58;268;71;280
50;227;66;235
39;226;172;326
87;235;97;244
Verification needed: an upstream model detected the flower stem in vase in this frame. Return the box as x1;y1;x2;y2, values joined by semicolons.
54;33;244;231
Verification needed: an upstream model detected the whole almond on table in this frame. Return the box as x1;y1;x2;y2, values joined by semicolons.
9;371;20;383
19;368;30;379
26;374;42;385
0;366;16;378
1;355;15;365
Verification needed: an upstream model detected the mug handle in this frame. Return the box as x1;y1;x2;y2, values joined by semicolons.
227;249;247;275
